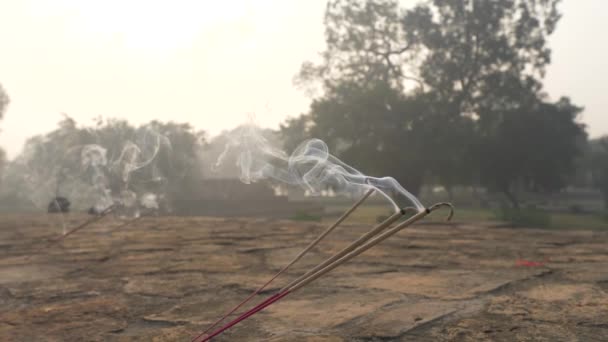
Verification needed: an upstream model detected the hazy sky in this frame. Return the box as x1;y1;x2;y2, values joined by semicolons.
0;0;606;158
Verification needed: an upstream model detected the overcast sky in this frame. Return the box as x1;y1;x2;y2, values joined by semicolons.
0;0;606;158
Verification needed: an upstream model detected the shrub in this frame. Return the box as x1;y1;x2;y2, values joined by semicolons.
569;204;585;214
494;206;551;228
291;210;322;222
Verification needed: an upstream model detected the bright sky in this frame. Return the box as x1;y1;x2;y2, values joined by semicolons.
0;0;606;158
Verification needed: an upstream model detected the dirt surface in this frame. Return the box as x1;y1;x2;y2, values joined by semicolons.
0;213;607;341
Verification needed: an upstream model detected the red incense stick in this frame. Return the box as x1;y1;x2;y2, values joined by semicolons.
192;189;375;341
197;204;452;341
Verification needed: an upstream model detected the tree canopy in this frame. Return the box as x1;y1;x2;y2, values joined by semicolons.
284;0;585;208
0;116;205;213
0;83;8;121
283;79;428;193
0;84;9;186
590;137;608;208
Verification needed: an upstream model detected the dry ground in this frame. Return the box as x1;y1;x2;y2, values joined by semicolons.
0;213;607;341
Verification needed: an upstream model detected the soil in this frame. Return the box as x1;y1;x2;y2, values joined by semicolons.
0;213;607;341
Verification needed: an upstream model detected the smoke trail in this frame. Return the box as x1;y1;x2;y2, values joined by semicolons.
19;139;85;233
110;128;167;184
81;144;113;213
214;123;424;212
5;120;170;237
87;126;170;217
140;192;159;210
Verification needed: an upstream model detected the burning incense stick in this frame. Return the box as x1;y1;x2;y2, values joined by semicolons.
52;205;115;242
107;215;143;234
24;205;115;261
193;208;411;342
198;203;453;342
195;189;375;341
287;203;453;293
105;208;155;235
280;206;418;292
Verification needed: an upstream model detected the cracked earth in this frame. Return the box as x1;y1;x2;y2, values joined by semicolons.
0;214;607;341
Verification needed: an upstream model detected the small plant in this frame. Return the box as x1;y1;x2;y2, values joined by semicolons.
568;204;585;214
291;210;322;222
494;206;551;228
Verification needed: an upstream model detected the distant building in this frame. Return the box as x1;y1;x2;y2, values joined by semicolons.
172;178;323;218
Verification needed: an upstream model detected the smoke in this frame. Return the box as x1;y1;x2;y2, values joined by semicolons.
0;117;174;236
214;123;424;212
140;192;159;210
81;144;112;212
17;138;91;233
83;126;170;217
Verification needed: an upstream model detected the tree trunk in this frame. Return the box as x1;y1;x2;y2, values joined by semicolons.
471;185;481;207
503;188;520;210
395;173;423;197
445;185;454;202
502;190;519;210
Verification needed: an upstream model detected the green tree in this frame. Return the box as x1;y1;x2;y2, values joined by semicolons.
403;0;561;116
0;116;93;210
0;83;8;120
283;79;428;194
402;0;581;206
290;0;430;193
0;116;206;212
478;97;586;208
590;137;608;209
204;126;282;180
0;149;5;185
295;0;418;93
83;118;205;211
0;84;9;181
286;0;584;207
143;121;205;202
288;0;485;195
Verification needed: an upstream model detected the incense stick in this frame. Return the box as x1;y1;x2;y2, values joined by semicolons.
193;189;375;341
52;205;115;242
288;203;453;293
24;205;115;262
280;206;417;292
195;207;408;342
199;203;453;341
198;211;426;342
105;210;151;235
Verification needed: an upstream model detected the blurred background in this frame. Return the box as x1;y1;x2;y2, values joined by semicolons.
0;0;606;230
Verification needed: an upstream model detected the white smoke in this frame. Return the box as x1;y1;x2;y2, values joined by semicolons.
84;127;170;216
214;123;424;212
81;144;112;212
140;192;159;210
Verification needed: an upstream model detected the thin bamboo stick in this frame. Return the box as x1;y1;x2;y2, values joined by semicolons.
280;206;417;292
24;205;115;262
199;203;453;342
193;189;375;341
52;205;114;242
289;203;453;293
105;210;151;235
288;210;426;292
